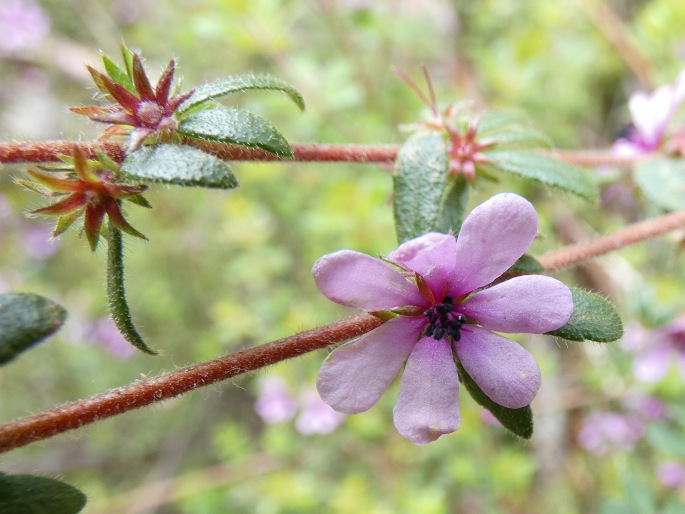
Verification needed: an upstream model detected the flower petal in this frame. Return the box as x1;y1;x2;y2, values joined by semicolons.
450;193;538;296
393;336;460;445
629;87;674;148
312;250;426;310
387;232;456;298
460;275;573;333
456;326;540;409
316;317;423;414
633;343;671;383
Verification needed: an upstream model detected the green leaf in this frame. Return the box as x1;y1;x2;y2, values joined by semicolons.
508;254;544;274
102;54;135;94
478;109;552;149
0;293;66;365
479;150;597;201
435;174;469;234
120;41;134;79
546;287;623;342
178;72;305;112
634;158;685;211
456;360;533;439
121;144;238;189
178;106;293;156
393;131;451;243
107;225;157;355
0;472;86;514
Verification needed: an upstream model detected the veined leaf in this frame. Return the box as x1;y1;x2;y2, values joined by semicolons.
178;72;305;112
178;106;292;156
0;472;86;514
121;144;238;189
393;131;451;243
480;150;597;201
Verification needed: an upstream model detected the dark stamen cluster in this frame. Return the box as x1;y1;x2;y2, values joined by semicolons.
423;295;466;341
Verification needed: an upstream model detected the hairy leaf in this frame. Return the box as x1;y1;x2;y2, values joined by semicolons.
634;158;685;211
121;144;238;189
546;287;623;342
0;293;66;365
393;131;451;243
178;72;305;112
179;106;292;156
480;150;597;201
0;472;86;514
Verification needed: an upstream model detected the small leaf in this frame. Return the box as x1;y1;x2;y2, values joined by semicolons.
102;54;135;94
480;150;597;201
120;41;134;80
0;472;86;514
477;109;552;149
179;72;305;113
121;144;238;189
393;130;449;243
435;174;469;235
634;158;685;211
546;287;623;342
178;106;293;156
508;254;544;274
0;293;66;365
107;225;157;355
456;360;533;439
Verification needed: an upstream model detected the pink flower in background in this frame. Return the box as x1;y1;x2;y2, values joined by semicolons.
577;410;644;455
254;376;297;424
313;193;573;445
20;222;60;260
656;461;685;489
0;0;50;55
613;69;685;156
295;390;345;435
623;316;685;383
89;318;136;359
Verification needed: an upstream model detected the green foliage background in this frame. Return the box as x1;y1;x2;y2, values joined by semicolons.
2;0;685;512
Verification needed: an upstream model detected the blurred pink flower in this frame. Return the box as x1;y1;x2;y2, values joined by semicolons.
254;376;297;424
613;69;685;156
0;0;50;54
624;316;685;383
577;411;644;455
20;222;60;260
295;390;345;435
89;318;136;359
656;461;685;489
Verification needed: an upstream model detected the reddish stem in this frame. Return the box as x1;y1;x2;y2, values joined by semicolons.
0;314;381;453
0;140;644;167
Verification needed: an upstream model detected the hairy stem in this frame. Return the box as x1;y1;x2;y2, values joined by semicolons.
0;314;382;453
2;208;685;452
0;140;644;167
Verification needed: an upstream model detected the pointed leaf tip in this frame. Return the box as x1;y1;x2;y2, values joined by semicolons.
0;472;87;514
546;287;623;343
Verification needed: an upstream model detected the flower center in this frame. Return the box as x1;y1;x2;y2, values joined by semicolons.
136;101;166;127
423;295;466;341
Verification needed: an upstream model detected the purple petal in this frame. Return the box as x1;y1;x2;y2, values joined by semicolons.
312;250;426;311
316;316;424;414
629;86;674;148
393;336;460;445
449;194;538;296
456;326;540;409
633;342;671;383
387;232;456;298
459;276;573;333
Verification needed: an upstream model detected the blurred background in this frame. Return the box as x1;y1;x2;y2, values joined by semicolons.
2;0;685;512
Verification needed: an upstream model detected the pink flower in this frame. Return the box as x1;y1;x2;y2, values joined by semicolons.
0;0;50;55
295;390;345;435
577;411;644;455
254;376;297;424
627;316;685;383
312;193;574;444
613;69;685;155
656;461;685;489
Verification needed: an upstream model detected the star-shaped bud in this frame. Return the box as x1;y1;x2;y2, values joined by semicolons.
71;49;193;151
395;65;497;180
17;146;149;251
